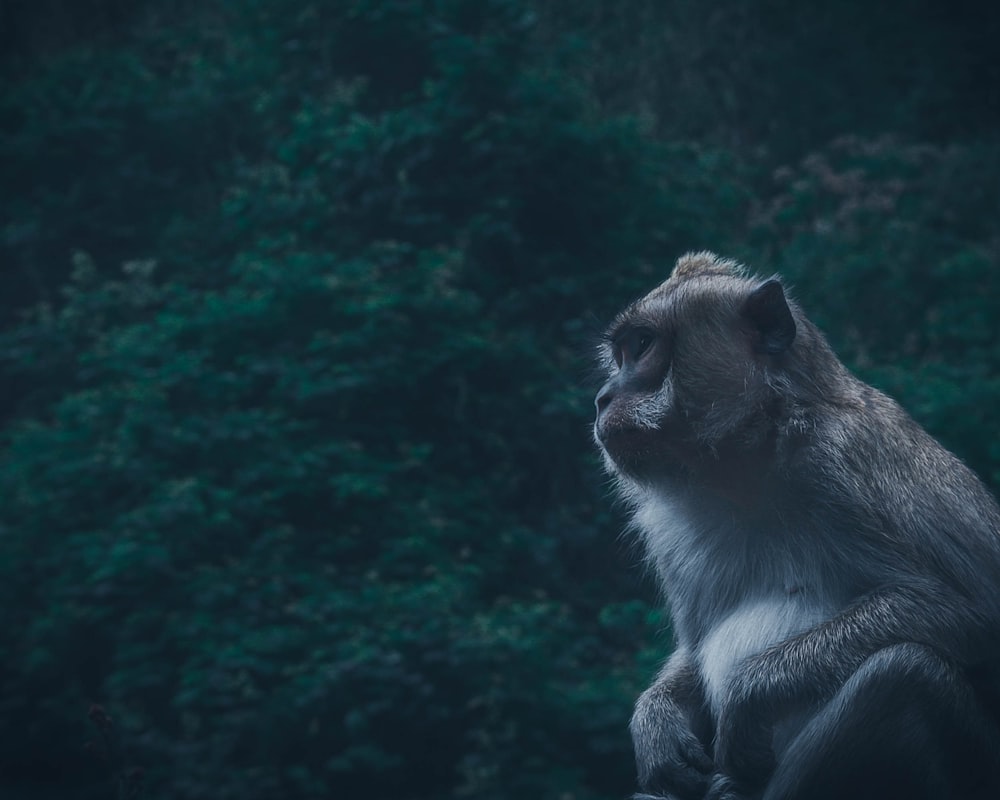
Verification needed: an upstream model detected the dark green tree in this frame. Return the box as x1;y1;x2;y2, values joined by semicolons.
1;2;998;799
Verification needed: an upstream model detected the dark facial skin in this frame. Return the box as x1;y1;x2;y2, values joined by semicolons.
595;323;678;478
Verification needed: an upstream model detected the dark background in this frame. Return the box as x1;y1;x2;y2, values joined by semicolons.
2;1;999;798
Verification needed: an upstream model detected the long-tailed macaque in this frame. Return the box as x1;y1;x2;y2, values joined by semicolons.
593;253;1000;800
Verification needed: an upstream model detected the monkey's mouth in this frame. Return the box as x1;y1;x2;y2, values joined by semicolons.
598;423;651;446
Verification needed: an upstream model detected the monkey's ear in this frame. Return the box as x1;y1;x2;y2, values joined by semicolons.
743;279;796;354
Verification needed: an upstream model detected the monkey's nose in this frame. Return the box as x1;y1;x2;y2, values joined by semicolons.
595;385;614;415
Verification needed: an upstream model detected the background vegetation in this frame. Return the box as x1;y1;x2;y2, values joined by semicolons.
1;1;998;798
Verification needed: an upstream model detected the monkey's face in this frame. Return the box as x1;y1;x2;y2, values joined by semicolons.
594;254;797;485
593;307;680;480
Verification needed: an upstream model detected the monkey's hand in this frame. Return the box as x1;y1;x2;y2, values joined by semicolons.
631;683;713;799
712;667;777;794
702;773;753;800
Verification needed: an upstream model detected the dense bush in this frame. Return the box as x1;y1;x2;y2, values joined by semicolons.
1;2;998;799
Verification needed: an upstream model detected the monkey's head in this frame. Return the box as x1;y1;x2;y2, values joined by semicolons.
594;252;823;487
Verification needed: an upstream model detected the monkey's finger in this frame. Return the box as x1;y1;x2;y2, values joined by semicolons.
703;773;750;800
672;760;714;796
679;738;714;774
644;759;711;799
632;794;686;800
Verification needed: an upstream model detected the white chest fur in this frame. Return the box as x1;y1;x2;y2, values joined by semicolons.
632;490;837;716
696;596;829;715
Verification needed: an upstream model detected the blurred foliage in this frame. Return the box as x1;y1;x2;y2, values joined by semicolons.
0;1;998;798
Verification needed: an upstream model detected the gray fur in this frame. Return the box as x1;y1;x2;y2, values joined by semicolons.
594;253;1000;800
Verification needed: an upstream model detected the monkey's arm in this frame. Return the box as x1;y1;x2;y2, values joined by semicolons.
714;579;990;791
631;646;714;799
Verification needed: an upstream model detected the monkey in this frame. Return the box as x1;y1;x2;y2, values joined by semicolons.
593;252;1000;800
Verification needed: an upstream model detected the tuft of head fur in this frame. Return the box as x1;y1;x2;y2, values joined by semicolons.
670;251;746;282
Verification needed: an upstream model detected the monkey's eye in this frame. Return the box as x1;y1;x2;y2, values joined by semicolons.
613;328;655;367
632;332;654;359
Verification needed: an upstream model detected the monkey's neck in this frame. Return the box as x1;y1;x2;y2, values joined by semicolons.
682;434;784;513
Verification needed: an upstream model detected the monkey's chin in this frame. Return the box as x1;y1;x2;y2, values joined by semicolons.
596;427;678;482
